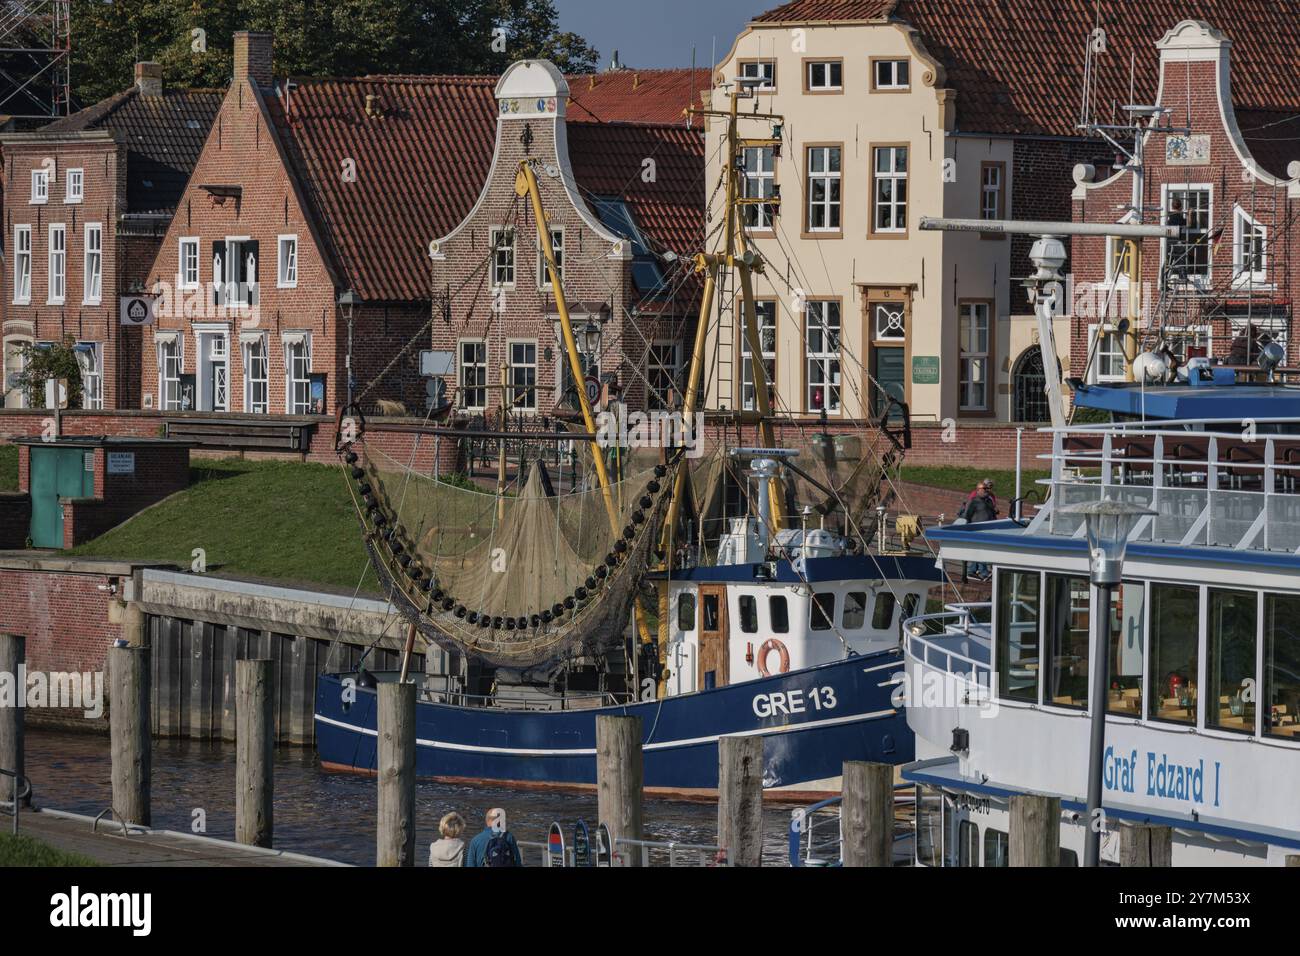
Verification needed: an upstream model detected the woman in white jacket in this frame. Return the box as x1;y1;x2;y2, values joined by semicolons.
429;812;467;867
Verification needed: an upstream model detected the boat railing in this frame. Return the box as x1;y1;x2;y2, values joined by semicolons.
417;685;629;711
788;785;917;867
516;837;728;867
1033;419;1300;553
901;607;992;685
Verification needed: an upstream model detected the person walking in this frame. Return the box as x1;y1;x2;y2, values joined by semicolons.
961;479;999;579
428;812;467;867
465;807;522;867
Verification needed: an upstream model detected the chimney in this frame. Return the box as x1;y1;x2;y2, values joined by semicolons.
233;31;273;88
134;61;163;97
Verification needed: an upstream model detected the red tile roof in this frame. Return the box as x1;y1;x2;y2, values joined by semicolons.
267;70;705;303
750;1;1300;136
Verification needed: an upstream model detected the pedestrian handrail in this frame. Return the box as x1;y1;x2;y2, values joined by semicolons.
789;784;918;867
0;768;32;836
613;837;729;867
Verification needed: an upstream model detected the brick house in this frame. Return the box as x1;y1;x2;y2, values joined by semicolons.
429;59;705;422
0;64;220;410
1071;18;1300;379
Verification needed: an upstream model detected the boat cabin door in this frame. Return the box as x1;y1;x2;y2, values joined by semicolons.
698;584;729;689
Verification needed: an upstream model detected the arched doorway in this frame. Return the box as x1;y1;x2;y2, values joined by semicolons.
1012;348;1051;423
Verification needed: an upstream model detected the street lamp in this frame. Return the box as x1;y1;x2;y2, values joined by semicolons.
581;318;602;356
338;289;359;407
1064;497;1155;867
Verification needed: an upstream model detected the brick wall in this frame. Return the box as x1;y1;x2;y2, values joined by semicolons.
1011;137;1111;285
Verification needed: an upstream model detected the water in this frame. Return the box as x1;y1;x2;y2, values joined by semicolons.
23;729;799;866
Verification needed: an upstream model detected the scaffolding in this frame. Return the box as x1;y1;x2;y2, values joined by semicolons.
0;0;70;122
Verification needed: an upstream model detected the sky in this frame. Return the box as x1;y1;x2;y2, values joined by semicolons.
555;0;763;70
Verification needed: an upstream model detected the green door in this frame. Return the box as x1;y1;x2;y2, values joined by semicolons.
29;447;94;548
872;347;907;422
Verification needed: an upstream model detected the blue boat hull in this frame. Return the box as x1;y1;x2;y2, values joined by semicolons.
314;648;912;799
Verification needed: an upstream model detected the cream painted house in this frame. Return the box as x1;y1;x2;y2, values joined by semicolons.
703;2;1089;427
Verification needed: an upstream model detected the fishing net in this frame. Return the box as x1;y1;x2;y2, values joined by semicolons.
351;437;677;670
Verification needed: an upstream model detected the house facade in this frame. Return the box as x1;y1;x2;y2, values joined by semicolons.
1;64;220;410
428;60;705;423
1071;19;1300;379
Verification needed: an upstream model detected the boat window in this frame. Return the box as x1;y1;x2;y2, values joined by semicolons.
983;828;1008;867
1207;589;1257;735
677;593;696;632
1264;593;1300;741
810;592;836;631
769;596;790;634
1147;584;1200;725
1043;574;1090;709
1107;582;1145;717
843;591;867;629
996;570;1040;704
957;820;978;868
872;591;897;630
1059;847;1078;867
703;594;721;631
915;786;942;867
738;594;759;634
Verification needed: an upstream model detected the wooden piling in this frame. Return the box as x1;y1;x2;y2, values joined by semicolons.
109;645;151;826
1118;822;1172;867
235;659;274;848
596;715;643;867
1287;855;1300;867
0;634;25;805
121;601;146;646
376;680;416;867
842;761;893;867
1009;794;1059;867
718;735;764;867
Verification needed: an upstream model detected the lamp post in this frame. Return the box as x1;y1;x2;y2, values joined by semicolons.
1064;498;1154;867
338;290;359;407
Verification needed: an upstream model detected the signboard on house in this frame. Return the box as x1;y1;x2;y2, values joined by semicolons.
1166;135;1211;166
912;356;941;385
120;295;159;327
107;452;136;476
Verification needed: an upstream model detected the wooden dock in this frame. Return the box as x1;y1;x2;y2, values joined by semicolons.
15;808;347;867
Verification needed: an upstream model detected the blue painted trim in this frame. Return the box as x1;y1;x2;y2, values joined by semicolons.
1073;383;1300;420
667;553;945;584
902;764;1300;851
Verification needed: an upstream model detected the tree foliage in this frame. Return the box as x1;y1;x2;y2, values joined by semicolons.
14;339;83;409
71;0;600;104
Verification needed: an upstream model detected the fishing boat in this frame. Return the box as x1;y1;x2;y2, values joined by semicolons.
898;376;1300;864
313;76;948;800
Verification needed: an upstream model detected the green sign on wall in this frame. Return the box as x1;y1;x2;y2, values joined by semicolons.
912;356;941;385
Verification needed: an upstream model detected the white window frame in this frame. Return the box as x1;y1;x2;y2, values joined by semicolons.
648;340;681;411
1162;183;1213;287
958;302;991;412
158;335;184;411
283;332;312;415
83;223;102;305
742;146;776;231
980;165;1003;222
242;334;269;414
740;299;777;412
807;146;842;233
178;237;200;290
1086;323;1128;384
507;339;538;413
738;60;776;92
805;300;842;414
224;235;253;307
12;225;31;304
3;336;31;409
1234;206;1268;286
76;342;103;409
30;168;48;204
65;168;83;204
537;228;563;290
806;60;842;92
278;234;298;288
873;59;910;91
873;146;908;234
47;223;66;305
490;227;515;288
459;339;488;411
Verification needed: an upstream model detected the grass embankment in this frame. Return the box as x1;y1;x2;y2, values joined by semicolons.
900;465;1051;495
0;832;100;866
0;444;17;491
71;457;374;593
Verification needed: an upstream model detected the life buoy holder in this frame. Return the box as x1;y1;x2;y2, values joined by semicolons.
757;638;791;677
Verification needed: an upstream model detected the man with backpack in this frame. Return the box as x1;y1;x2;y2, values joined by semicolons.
466;808;522;867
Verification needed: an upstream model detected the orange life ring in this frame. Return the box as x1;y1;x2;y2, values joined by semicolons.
757;639;791;677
